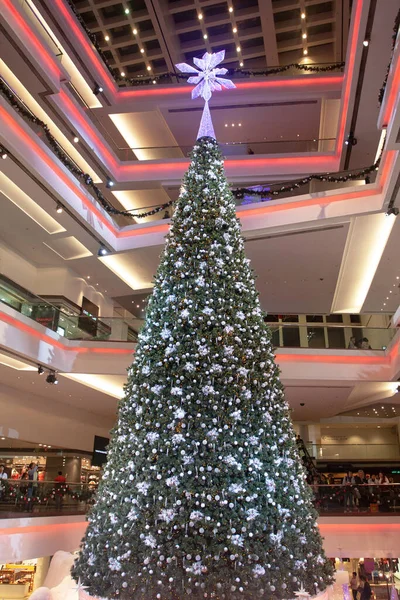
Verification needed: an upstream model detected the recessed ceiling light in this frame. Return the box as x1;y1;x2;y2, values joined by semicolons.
152;79;156;84
225;124;228;127
147;66;151;71
363;40;369;47
384;303;386;305
198;13;203;20
303;49;308;55
301;12;306;19
229;6;234;13
125;8;130;14
397;276;399;280
302;33;307;39
104;35;110;41
121;71;125;77
73;136;79;143
236;46;241;52
140;48;145;53
133;28;138;34
203;33;208;39
238;123;242;126
232;123;235;127
233;27;237;33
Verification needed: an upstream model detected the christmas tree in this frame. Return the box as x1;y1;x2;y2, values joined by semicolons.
72;52;334;600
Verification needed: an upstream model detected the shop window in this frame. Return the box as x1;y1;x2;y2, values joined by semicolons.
326;314;343;323
283;326;300;347
306;315;323;322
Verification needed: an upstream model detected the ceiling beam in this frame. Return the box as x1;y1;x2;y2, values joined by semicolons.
258;0;279;66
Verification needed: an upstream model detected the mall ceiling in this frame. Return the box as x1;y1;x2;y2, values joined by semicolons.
69;0;349;78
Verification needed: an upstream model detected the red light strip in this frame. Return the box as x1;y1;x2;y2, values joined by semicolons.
118;75;344;99
0;106;115;234
382;54;400;126
277;352;389;365
336;0;364;151
0;310;134;355
57;90;118;170
53;0;115;95
3;0;61;81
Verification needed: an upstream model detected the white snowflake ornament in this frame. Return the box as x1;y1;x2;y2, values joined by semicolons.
176;50;236;139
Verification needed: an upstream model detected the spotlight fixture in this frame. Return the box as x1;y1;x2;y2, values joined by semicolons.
93;84;103;95
73;136;79;143
38;365;44;375
98;245;109;256
1;148;7;159
386;206;399;216
46;371;58;385
363;39;369;47
106;177;114;188
345;132;357;146
56;203;63;214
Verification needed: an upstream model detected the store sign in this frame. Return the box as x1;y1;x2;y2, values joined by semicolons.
92;435;109;467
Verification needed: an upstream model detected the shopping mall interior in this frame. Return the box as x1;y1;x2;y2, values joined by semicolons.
0;0;400;598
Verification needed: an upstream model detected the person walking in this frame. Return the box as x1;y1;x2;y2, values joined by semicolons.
26;462;38;512
350;572;359;600
359;575;372;600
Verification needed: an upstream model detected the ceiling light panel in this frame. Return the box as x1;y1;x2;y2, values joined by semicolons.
0;173;65;235
43;236;93;260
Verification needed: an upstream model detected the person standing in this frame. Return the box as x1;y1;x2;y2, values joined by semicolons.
359;575;372;600
26;462;38;512
342;470;355;512
0;465;7;501
54;471;66;510
350;572;359;600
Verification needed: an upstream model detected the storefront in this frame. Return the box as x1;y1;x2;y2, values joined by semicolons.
0;558;50;600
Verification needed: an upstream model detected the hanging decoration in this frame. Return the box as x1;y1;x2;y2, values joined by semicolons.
379;8;400;104
0;71;381;221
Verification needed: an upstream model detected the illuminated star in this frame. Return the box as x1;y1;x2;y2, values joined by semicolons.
72;578;90;594
175;50;236;139
294;583;311;599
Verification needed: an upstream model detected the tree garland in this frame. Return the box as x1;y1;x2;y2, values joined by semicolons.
0;77;380;221
63;0;343;87
379;8;400;104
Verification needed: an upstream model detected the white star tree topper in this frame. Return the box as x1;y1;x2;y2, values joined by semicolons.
176;50;236;139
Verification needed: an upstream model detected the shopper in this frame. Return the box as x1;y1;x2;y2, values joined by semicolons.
378;472;389;485
348;336;357;349
360;337;371;349
359;576;372;600
350;572;359;600
342;470;355;512
26;462;38;512
0;465;7;501
54;471;66;510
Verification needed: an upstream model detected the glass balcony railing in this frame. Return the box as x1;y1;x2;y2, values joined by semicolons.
306;443;400;461
0;278;397;348
266;322;396;351
0;280;138;343
116;138;337;161
1;481;400;519
0;480;95;517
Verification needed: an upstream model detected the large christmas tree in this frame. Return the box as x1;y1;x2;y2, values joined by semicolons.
72;53;334;600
